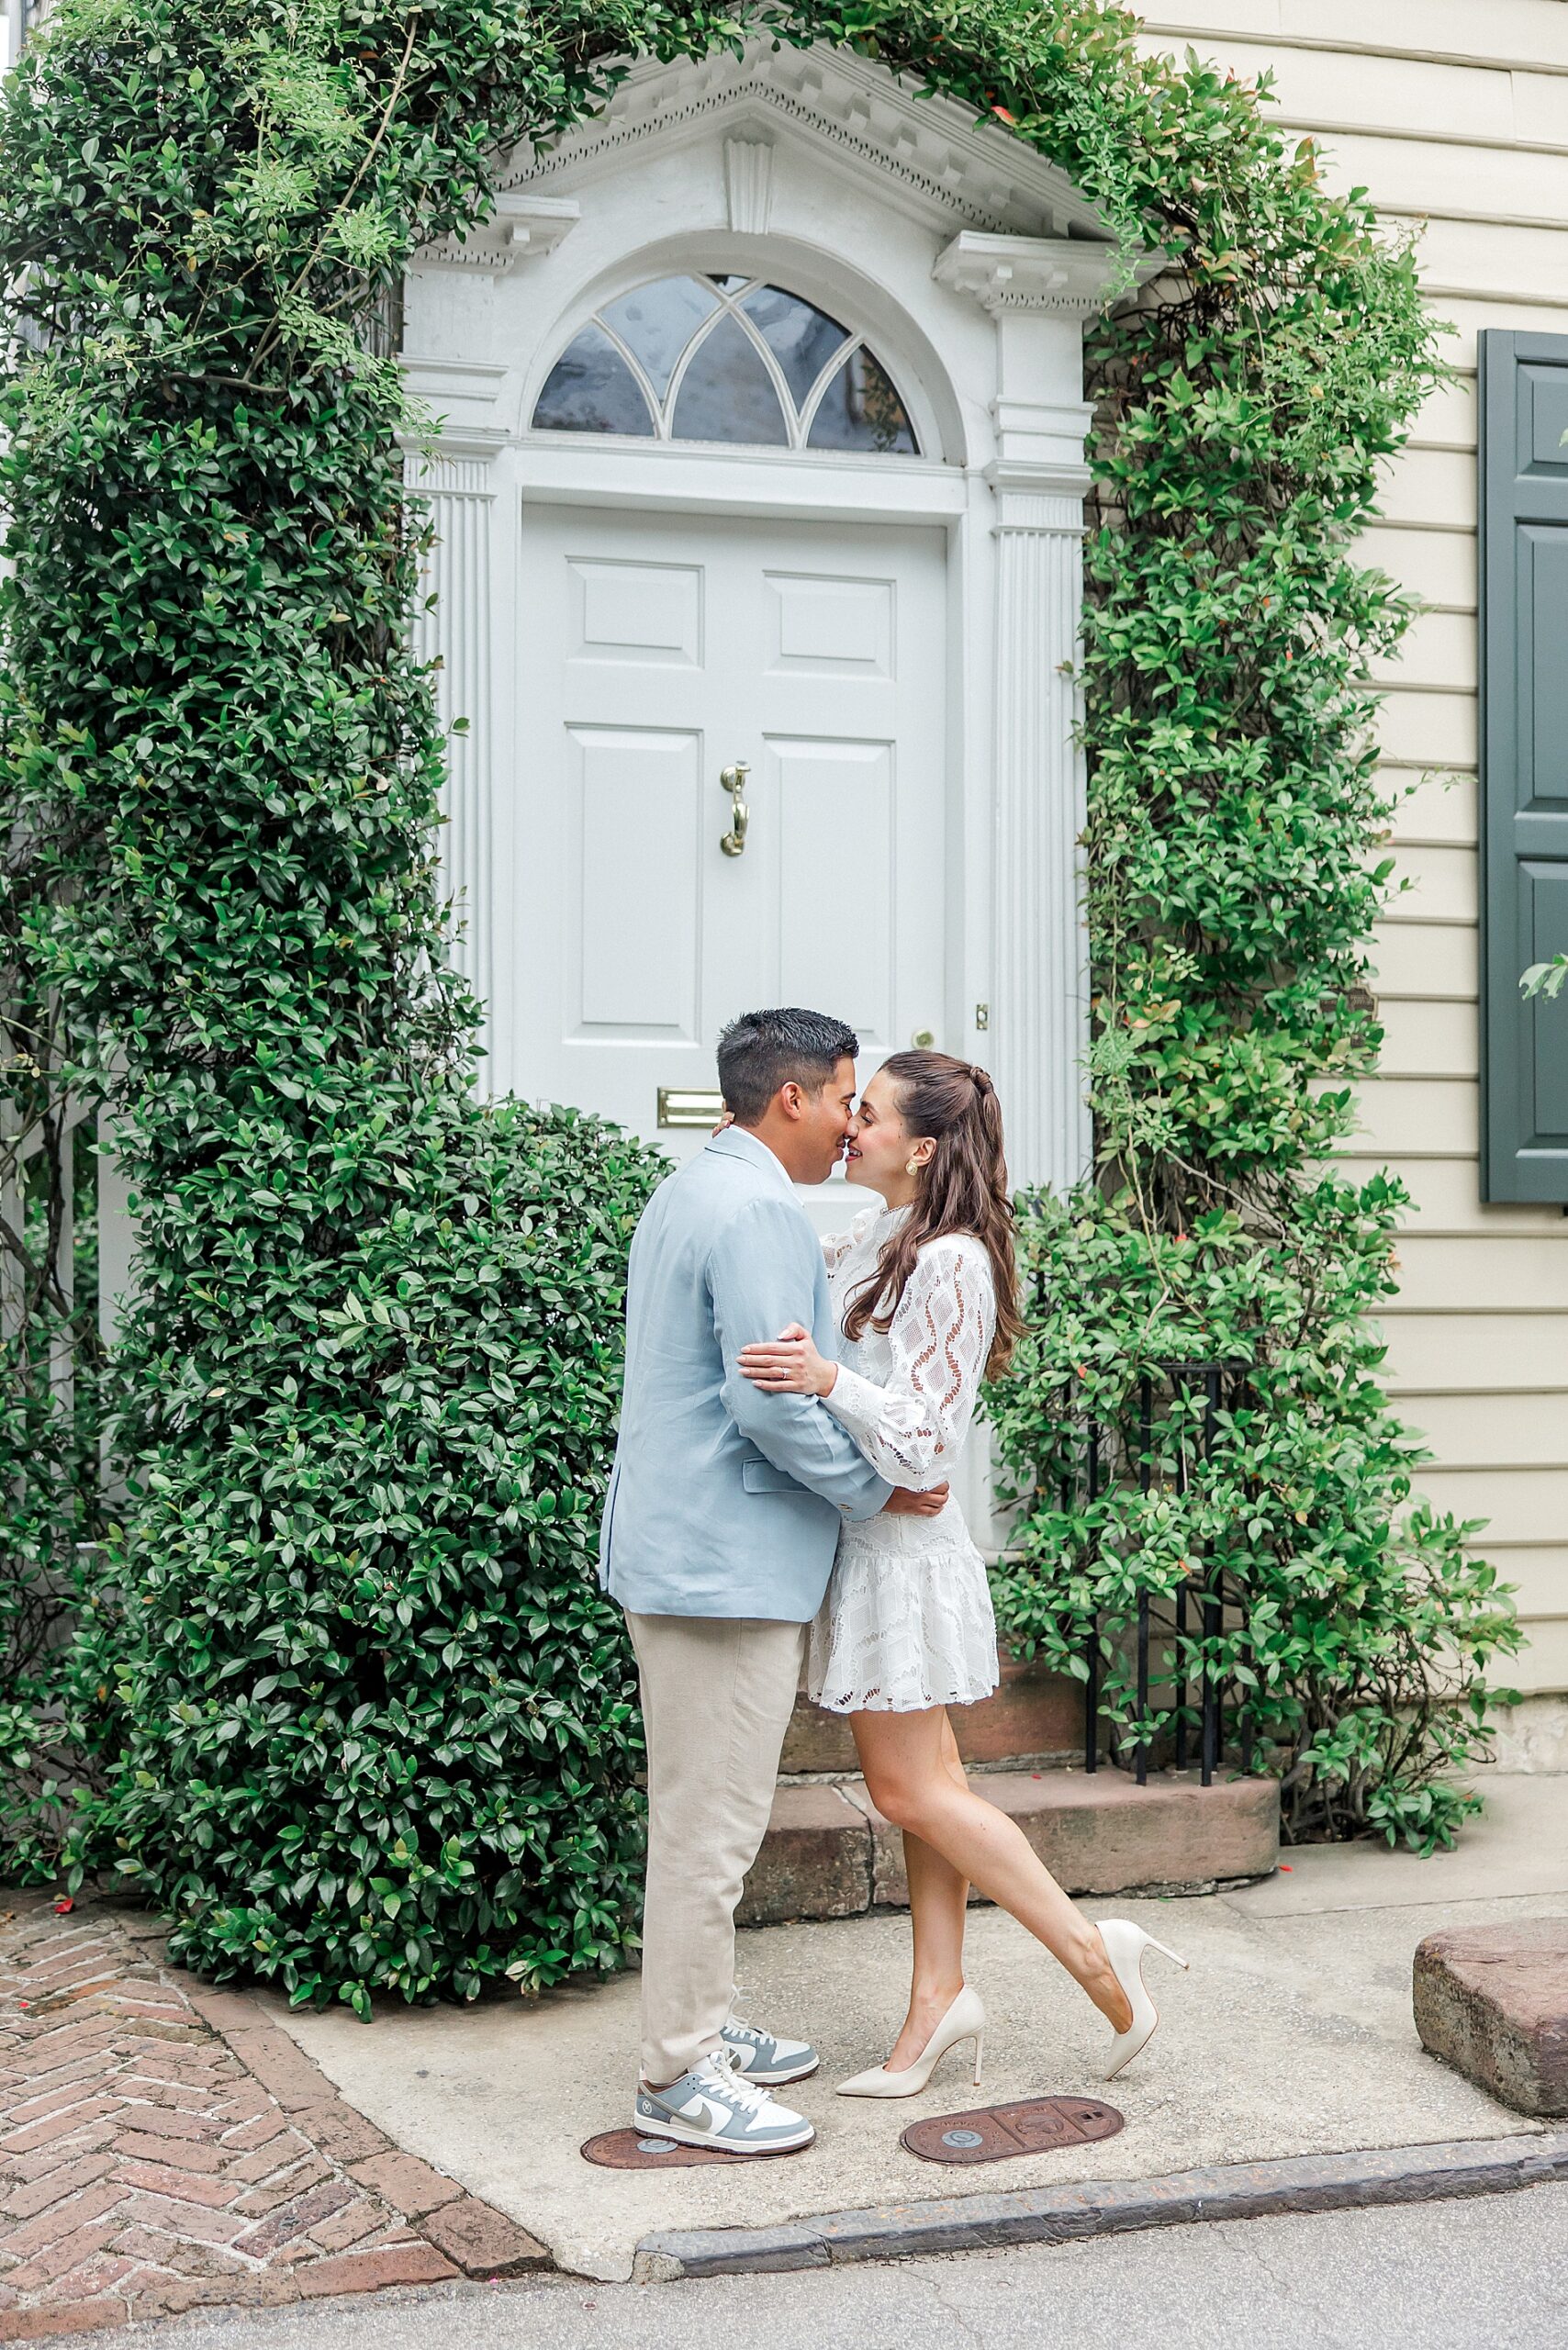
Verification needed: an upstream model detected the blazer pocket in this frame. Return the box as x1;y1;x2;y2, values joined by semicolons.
741;1459;805;1494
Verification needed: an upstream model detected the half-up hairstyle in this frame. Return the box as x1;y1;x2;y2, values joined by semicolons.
842;1051;1025;1379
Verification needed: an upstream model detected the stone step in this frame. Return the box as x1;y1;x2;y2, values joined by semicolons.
739;1766;1280;1927
779;1650;1082;1777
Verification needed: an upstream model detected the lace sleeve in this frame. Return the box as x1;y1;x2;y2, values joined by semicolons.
823;1239;994;1488
820;1203;879;1271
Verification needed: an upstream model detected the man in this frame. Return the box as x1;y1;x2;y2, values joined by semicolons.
599;1008;947;2154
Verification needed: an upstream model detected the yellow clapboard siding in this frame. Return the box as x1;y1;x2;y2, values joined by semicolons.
1408;216;1568;308
1381;1314;1568;1392
1412;302;1568;370
1363;912;1476;996
1129;36;1519;145
1327;1156;1551;1234
1388;1237;1568;1315
1386;843;1476;927
1136;0;1568;73
1355;526;1475;613
1377;996;1477;1077
1137;1;1568;1688
1376;448;1476;532
1359;1158;1563;1237
1513;74;1568;149
1133;1;1288;37
1375;690;1478;768
1387;769;1476;848
1370;608;1476;691
1405;376;1476;454
1312;131;1568;230
1399;1390;1568;1467
1347;1077;1476;1158
1368;919;1478;1001
1412;1469;1568;1548
1508;1617;1568;1696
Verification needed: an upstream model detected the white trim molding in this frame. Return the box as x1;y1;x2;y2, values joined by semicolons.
417;192;581;274
401;417;508;1068
935;232;1123;1192
724;137;775;234
399;40;1134;1194
498;39;1110;246
933;229;1129;315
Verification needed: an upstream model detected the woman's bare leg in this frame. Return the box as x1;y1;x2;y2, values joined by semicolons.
853;1705;1134;2035
878;1711;970;2070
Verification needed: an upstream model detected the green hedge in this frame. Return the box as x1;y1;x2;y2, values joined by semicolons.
0;0;1520;2012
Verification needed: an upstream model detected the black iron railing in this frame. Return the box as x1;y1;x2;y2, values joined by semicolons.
1056;1360;1257;1786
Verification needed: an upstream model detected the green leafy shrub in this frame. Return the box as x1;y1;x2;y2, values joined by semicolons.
104;1092;662;2005
0;0;1521;2002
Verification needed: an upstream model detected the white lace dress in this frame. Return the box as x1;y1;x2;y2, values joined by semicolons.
805;1203;1001;1713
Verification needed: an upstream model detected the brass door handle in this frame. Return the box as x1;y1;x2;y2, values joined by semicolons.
719;762;750;857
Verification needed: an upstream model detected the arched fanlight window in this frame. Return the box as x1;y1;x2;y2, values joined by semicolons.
532;274;920;455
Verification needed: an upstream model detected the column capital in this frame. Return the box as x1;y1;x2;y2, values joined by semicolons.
414;192;580;275
398;356;511;471
934;231;1126;318
983;461;1091;532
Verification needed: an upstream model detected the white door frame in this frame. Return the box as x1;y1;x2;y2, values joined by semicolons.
398;35;1129;1193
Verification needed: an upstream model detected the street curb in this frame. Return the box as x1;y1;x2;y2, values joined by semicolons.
633;2129;1568;2278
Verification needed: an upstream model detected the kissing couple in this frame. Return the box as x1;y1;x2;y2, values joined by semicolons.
599;1008;1188;2154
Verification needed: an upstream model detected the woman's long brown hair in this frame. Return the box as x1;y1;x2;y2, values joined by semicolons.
841;1051;1025;1379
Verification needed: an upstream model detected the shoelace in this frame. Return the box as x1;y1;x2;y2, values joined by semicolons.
695;2046;774;2117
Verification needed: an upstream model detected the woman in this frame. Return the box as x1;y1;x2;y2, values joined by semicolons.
736;1051;1187;2094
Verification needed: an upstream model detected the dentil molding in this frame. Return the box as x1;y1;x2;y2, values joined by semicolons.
500;38;1112;246
933;231;1130;317
416;191;581;274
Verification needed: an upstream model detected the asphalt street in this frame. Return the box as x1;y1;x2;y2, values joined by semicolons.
118;2179;1568;2350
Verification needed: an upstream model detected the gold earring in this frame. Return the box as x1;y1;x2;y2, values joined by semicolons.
905;1156;922;1177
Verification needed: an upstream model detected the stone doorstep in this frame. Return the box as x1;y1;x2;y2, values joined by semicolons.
737;1768;1281;1928
1414;1921;1568;2119
778;1652;1081;1777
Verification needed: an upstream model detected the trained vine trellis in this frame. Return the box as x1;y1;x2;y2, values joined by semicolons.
0;0;1520;2009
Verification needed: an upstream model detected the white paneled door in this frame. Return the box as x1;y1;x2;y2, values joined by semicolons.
506;502;949;1169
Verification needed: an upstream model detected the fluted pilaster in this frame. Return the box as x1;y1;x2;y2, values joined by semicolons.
989;481;1092;1194
409;452;498;1064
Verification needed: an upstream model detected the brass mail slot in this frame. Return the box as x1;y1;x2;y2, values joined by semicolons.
657;1087;725;1131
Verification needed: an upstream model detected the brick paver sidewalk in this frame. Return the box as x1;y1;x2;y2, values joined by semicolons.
0;1893;546;2339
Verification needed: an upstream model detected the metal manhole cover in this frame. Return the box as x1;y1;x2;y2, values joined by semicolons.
581;2129;810;2169
902;2096;1125;2165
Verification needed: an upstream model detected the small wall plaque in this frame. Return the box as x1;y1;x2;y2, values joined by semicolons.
657;1088;725;1130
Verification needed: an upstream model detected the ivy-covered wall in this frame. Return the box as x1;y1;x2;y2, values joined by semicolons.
0;0;1520;2008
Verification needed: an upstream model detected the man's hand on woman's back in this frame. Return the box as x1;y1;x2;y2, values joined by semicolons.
881;1483;948;1517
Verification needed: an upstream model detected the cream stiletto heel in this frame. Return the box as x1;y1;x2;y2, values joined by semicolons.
1095;1918;1190;2082
835;1986;987;2098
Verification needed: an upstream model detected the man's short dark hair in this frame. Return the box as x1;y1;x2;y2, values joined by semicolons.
717;1008;859;1126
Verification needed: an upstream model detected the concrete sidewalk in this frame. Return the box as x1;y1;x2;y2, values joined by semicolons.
261;1775;1568;2281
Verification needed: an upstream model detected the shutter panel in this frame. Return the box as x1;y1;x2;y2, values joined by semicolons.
1479;330;1568;1203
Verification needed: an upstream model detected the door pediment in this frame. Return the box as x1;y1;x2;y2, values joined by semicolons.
495;36;1113;249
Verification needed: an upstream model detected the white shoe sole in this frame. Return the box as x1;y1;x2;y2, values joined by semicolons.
731;2053;820;2087
633;2113;814;2155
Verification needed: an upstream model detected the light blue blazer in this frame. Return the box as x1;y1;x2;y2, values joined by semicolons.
599;1126;892;1620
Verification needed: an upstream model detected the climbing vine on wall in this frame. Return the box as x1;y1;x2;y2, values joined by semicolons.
0;0;1518;2005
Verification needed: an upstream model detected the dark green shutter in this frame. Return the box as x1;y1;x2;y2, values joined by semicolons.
1479;330;1568;1203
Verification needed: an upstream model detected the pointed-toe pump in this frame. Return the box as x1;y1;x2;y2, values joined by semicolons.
835;1985;987;2098
1095;1918;1190;2082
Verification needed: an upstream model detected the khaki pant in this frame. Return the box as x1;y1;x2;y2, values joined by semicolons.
627;1610;807;2087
